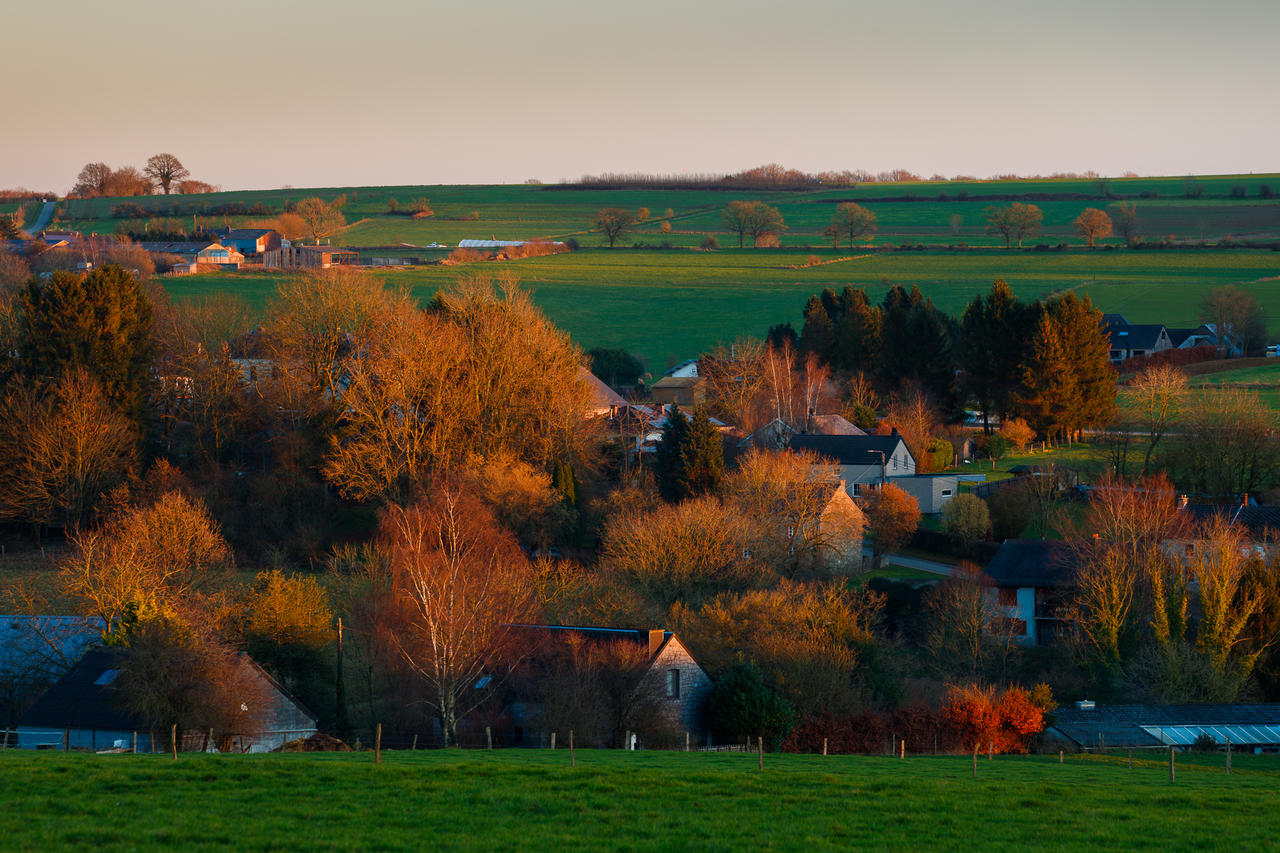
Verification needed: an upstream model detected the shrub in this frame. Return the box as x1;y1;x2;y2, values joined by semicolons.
1230;185;1248;199
1261;184;1275;199
706;663;794;748
926;438;954;471
111;202;148;219
659;221;672;234
700;235;719;250
386;198;399;213
999;418;1034;452
942;494;990;547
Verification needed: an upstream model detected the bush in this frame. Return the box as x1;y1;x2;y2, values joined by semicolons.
1261;184;1275;199
111;203;148;219
705;663;793;748
1230;185;1248;199
659;221;672;234
926;438;954;471
999;418;1034;452
942;494;990;547
700;235;719;250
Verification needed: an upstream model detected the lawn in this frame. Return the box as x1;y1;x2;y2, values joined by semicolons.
1;750;1276;851
163;248;1280;370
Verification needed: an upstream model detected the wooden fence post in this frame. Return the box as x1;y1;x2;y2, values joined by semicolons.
900;740;905;759
1127;749;1133;769
570;730;575;768
1168;746;1175;783
170;724;177;760
1226;737;1232;775
757;737;763;771
411;734;418;751
132;731;137;754
823;738;828;757
375;723;382;764
1059;749;1063;764
685;731;689;752
63;728;69;752
972;743;978;778
486;727;492;750
207;728;214;753
550;732;556;751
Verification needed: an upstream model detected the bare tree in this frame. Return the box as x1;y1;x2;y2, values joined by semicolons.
591;208;635;248
71;162;112;198
831;202;877;247
0;369;137;529
985;203;1042;248
1112;202;1140;247
143;154;190;195
1126;365;1187;475
925;562;1018;679
293;198;347;244
381;490;537;746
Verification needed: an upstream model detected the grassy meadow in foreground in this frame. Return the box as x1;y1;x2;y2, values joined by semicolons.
1;750;1276;851
164;248;1280;368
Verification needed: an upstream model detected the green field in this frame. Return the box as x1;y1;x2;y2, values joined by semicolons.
1;750;1276;851
58;174;1280;250
164;248;1280;369
1193;362;1280;386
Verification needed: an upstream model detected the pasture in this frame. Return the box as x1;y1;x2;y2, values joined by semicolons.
1;749;1276;851
57;174;1280;250
165;248;1280;369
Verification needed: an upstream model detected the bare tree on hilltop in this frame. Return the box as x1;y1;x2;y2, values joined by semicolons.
144;154;190;195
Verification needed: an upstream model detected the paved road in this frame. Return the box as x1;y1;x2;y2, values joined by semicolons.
861;548;960;577
27;200;55;234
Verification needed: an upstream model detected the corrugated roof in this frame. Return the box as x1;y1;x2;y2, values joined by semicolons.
1052;703;1280;748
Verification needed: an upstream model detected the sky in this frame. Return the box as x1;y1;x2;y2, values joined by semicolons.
4;0;1276;193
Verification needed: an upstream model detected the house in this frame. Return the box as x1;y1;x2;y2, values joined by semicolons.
510;625;712;746
664;359;699;379
983;539;1076;646
810;483;865;566
1166;325;1219;351
38;230;80;244
894;473;959;514
1180;499;1280;559
216;228;281;256
1049;702;1280;751
738;414;867;455
650;376;706;407
787;430;916;496
580;366;629;418
1102;314;1173;362
15;647;316;752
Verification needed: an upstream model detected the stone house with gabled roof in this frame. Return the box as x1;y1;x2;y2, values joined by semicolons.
788;430;915;496
15;647;316;752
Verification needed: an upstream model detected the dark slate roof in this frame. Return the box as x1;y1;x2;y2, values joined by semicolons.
138;241;217;254
1183;503;1280;537
1107;324;1167;351
18;647;317;732
1051;703;1280;748
17;648;142;731
512;624;672;648
1100;313;1129;326
1165;328;1198;348
219;228;275;239
787;433;908;466
983;539;1076;588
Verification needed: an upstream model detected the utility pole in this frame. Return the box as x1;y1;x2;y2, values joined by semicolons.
336;617;350;739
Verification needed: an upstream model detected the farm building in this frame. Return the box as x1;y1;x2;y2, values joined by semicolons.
788;431;916;496
1049;702;1280;751
265;244;357;269
457;239;565;249
216;228;281;256
580;366;629;418
15;647;316;753
1102;314;1173;362
650;376;706;407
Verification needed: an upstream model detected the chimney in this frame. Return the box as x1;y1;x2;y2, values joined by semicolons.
1180;494;1189;508
890;427;900;438
648;629;665;657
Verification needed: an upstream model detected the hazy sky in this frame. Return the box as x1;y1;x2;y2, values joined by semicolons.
5;0;1276;192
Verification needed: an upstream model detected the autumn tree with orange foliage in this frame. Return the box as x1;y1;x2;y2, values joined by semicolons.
863;483;921;569
1073;208;1113;248
945;683;1050;770
380;488;537;745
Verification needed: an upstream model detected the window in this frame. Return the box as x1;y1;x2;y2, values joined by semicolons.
666;669;680;699
94;669;119;686
941;489;953;497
